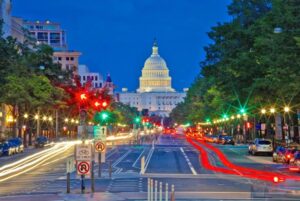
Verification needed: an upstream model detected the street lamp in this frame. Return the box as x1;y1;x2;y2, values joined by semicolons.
261;109;266;114
34;115;39;120
270;108;276;114
24;113;29;119
284;106;290;113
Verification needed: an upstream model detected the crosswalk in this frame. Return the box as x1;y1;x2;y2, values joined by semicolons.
106;177;144;192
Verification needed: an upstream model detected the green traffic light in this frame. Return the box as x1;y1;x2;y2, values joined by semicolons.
100;112;109;120
134;117;141;123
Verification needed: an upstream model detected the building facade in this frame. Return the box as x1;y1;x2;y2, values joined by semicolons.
22;20;67;51
78;65;104;89
118;42;186;117
53;51;81;75
0;0;12;37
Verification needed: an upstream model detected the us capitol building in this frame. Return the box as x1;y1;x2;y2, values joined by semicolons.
118;41;187;117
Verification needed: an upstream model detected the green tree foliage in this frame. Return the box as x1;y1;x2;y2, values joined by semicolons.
171;0;300;123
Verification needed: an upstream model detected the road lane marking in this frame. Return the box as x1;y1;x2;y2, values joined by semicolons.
180;147;197;175
132;148;146;169
112;149;131;174
144;145;155;173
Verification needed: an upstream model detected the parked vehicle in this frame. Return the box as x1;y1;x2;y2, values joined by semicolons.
248;138;273;155
273;146;286;163
221;136;235;145
0;142;16;156
289;151;300;172
8;138;24;153
217;135;227;144
35;136;49;148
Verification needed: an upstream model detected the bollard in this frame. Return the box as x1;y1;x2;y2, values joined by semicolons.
155;180;158;201
150;179;153;201
148;178;150;201
165;183;168;201
66;172;70;193
91;161;95;193
141;156;145;174
171;184;175;201
109;160;112;179
159;182;162;201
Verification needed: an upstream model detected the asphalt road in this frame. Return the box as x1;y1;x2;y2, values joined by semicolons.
0;134;300;200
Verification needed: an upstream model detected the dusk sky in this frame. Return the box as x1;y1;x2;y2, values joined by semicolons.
13;0;232;91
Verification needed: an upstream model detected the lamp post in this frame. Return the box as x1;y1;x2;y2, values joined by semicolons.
283;106;290;146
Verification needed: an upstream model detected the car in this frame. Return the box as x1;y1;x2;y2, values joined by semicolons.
35;136;49;148
0;142;16;156
272;146;286;163
221;136;235;145
8;138;24;153
248;138;273;155
289;151;300;172
217;135;227;144
284;148;298;164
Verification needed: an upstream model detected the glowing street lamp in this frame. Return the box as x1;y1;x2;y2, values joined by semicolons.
34;115;39;120
64;118;69;123
23;113;29;119
261;108;266;114
270;108;276;114
42;116;47;121
284;106;290;113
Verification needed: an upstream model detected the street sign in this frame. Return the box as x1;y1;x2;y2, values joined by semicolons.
75;144;92;161
95;140;106;152
66;157;75;173
77;161;91;175
94;126;107;141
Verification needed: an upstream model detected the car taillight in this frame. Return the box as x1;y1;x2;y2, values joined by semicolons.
287;154;291;159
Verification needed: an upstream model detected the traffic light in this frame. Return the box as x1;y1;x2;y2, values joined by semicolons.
134;117;141;124
100;111;109;121
246;122;251;129
80;93;87;101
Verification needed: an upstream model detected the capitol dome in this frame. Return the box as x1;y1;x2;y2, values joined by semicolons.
137;41;175;93
143;43;168;70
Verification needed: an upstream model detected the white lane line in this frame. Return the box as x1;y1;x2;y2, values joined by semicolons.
144;146;155;173
132;148;145;169
112;150;131;174
180;147;197;175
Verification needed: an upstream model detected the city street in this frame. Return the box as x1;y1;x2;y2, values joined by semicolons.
0;134;300;200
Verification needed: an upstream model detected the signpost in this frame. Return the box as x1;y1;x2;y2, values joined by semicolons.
66;158;75;193
94;126;107;177
95;140;106;152
77;161;91;175
75;144;92;161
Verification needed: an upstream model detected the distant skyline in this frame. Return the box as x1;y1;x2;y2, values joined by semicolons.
13;0;232;91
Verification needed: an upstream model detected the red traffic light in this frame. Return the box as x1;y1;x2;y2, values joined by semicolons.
94;101;100;107
102;101;108;107
80;93;87;101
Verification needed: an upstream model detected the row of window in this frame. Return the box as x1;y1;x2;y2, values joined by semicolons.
54;57;75;61
79;75;99;81
33;32;63;45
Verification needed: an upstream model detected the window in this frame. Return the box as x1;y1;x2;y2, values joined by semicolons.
66;57;70;61
37;32;48;43
50;33;60;45
58;57;62;61
66;64;70;70
70;57;74;61
95;83;98;88
99;83;102;88
35;25;43;30
95;76;98;81
83;76;86;81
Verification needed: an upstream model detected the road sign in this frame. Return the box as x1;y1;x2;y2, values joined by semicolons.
77;161;91;175
94;126;107;141
75;144;92;161
95;140;106;152
66;158;75;173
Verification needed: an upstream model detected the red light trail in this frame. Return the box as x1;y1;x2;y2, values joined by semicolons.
187;137;300;183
